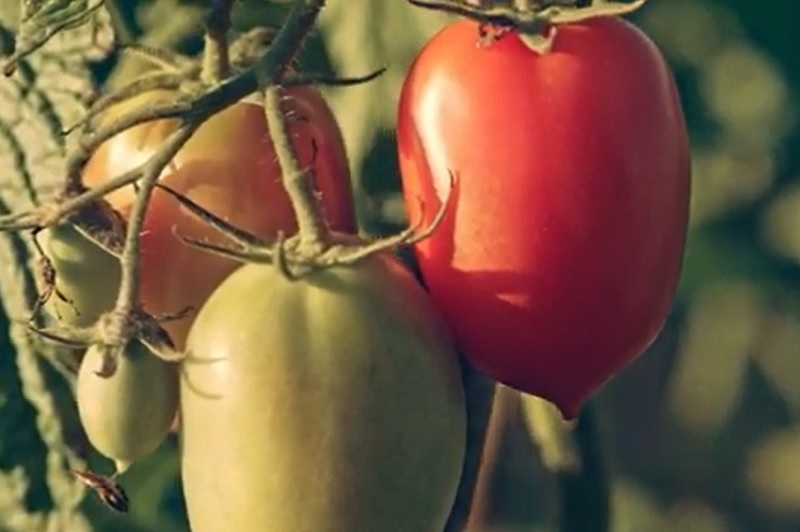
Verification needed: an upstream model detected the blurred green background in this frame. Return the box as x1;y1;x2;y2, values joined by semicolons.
1;0;800;530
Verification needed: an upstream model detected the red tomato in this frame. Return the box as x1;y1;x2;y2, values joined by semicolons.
82;87;356;349
397;17;690;418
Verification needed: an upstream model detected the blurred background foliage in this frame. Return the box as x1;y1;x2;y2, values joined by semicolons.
0;0;799;531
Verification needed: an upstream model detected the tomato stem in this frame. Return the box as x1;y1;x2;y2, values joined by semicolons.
201;0;235;83
556;402;610;532
63;99;194;196
111;124;199;310
443;372;498;532
405;0;649;36
104;0;136;45
112;0;327;325
263;86;331;254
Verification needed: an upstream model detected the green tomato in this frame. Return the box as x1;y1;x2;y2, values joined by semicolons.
77;340;178;472
37;223;120;327
180;252;466;532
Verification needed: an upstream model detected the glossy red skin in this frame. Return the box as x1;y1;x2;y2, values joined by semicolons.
397;17;690;417
83;87;356;349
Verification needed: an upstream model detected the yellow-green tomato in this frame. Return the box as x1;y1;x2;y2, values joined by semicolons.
77;340;178;472
37;223;120;327
180;253;466;532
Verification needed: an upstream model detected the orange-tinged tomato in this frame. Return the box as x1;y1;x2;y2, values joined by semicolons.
82;87;356;348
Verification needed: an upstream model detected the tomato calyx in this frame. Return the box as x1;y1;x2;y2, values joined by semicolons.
148;81;453;279
30;304;183;377
154;172;453;280
408;0;649;53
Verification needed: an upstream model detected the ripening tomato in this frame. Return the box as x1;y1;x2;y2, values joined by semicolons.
77;340;178;473
37;222;120;327
180;249;466;531
81;87;356;349
397;17;690;418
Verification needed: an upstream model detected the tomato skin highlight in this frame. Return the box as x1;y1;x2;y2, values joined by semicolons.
81;87;356;348
397;17;690;417
180;251;466;531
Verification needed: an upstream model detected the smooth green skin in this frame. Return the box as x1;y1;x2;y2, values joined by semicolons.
180;253;467;532
77;341;179;472
38;223;121;327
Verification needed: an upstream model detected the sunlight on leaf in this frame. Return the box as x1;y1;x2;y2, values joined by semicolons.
745;427;800;516
750;312;800;417
0;3;113;205
761;182;800;266
668;282;763;436
640;0;793;227
0;3;114;527
2;0;105;76
611;479;667;532
317;1;450;202
663;500;731;532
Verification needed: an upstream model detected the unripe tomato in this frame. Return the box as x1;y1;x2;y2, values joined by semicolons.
180;251;466;531
37;223;120;327
77;340;178;472
397;17;690;417
81;87;356;348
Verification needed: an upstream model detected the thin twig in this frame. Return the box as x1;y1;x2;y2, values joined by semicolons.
444;361;496;532
110;0;327;324
263;86;330;253
202;0;236;83
63;99;193;193
557;402;610;532
463;384;514;531
104;0;136;44
282;67;387;87
113;124;199;310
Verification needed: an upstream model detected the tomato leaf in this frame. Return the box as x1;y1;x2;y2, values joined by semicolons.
0;3;113;528
318;0;448;186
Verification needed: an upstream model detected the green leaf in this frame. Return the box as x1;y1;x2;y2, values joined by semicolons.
0;3;113;528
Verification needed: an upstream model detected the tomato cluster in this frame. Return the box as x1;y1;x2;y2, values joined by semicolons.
38;8;689;530
52;83;467;529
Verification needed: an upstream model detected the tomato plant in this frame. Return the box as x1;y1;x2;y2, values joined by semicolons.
77;340;178;473
180;249;466;532
80;87;357;348
397;16;691;417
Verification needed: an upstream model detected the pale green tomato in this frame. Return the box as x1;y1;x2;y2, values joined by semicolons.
77;340;178;472
37;223;120;327
180;252;466;532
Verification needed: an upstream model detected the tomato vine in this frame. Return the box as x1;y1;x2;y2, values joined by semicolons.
0;0;667;530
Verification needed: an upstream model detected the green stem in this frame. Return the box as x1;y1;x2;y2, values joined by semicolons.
69;0;327;196
104;0;137;44
557;402;610;532
113;124;199;310
263;87;330;253
201;0;235;83
443;361;496;532
203;0;324;107
114;0;326;313
64;99;193;194
461;383;510;531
